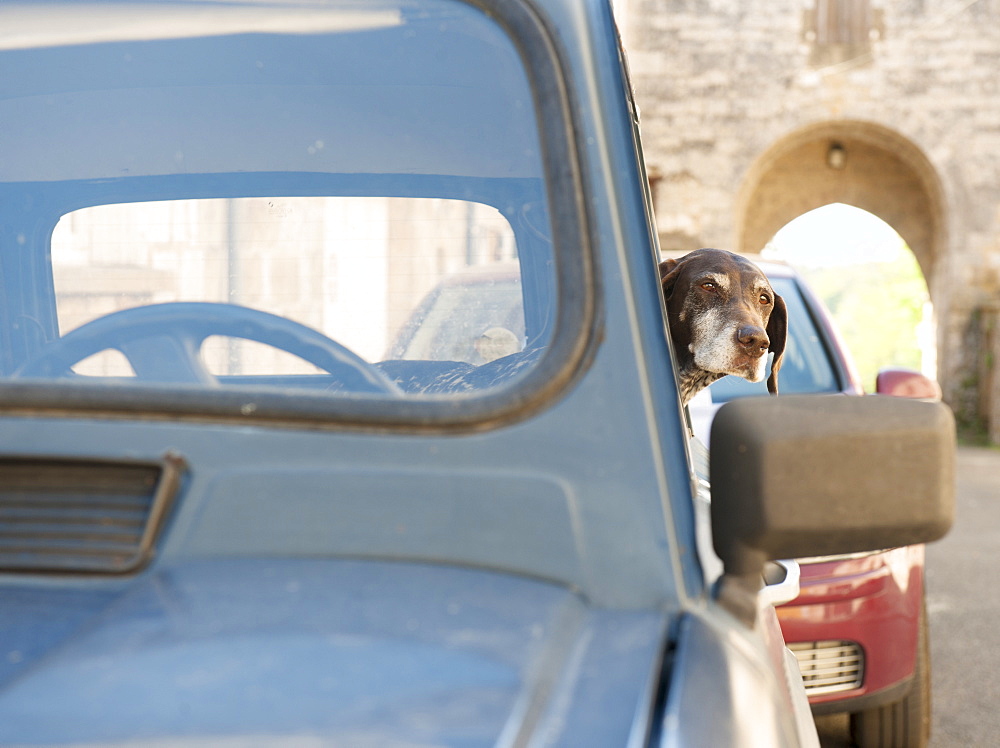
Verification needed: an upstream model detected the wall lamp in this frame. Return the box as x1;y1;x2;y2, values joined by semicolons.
827;142;847;170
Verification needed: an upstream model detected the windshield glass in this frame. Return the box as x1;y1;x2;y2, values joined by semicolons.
50;197;528;387
0;0;562;410
705;276;841;402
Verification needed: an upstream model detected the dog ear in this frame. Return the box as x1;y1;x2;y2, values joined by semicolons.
658;258;681;299
766;292;787;395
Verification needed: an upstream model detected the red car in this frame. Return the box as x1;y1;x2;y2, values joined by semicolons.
689;257;941;748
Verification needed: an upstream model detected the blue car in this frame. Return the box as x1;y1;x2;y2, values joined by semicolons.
0;1;953;746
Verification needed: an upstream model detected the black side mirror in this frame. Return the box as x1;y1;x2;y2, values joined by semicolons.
709;394;954;623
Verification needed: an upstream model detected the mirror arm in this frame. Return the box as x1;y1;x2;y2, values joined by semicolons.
713;571;763;627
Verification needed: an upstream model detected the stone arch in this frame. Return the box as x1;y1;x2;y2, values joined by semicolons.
734;120;946;290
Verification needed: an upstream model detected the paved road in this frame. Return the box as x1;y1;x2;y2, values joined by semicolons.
815;446;1000;747
925;446;1000;746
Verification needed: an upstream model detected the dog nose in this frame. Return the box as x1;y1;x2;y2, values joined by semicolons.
736;325;769;353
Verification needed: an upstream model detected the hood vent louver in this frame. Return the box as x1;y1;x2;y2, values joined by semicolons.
0;452;185;574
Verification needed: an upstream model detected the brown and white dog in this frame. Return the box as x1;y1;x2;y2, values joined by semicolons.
659;248;787;405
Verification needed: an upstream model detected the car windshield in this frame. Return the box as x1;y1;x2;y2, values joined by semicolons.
705;275;841;402
0;0;567;415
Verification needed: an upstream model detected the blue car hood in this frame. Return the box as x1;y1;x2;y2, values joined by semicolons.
0;559;665;746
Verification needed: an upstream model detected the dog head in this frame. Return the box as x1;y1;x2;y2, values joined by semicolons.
659;248;786;402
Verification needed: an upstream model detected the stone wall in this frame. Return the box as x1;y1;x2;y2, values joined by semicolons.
620;0;1000;433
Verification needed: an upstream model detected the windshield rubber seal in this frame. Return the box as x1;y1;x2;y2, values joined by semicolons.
0;0;600;435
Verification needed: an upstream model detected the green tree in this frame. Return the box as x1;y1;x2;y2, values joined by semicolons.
794;247;929;391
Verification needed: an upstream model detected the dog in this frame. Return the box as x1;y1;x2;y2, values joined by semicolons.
659;248;787;405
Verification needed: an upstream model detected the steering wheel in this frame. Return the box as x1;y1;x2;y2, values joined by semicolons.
15;302;401;395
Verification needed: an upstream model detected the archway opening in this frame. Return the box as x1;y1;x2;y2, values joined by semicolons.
736;121;948;395
763;203;934;392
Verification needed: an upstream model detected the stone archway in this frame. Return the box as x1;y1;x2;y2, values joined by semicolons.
735;120;945;286
734;120;950;389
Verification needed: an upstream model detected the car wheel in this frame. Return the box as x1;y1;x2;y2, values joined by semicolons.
849;599;931;748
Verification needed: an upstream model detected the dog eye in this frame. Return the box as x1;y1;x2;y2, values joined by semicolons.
700;282;717;292
759;293;771;305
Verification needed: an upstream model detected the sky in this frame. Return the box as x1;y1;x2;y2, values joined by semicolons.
761;202;936;380
762;203;907;268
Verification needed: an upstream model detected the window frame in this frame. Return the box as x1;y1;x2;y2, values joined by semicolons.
0;0;599;433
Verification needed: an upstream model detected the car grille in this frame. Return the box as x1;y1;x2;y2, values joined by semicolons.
0;454;184;574
788;640;864;696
